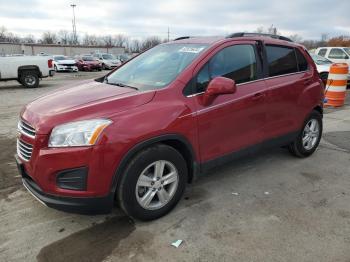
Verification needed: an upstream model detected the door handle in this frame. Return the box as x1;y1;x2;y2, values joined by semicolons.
252;92;265;101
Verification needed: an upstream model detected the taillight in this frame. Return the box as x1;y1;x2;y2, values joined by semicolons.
48;59;53;68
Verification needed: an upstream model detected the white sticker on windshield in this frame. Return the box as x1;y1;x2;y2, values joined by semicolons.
178;47;205;53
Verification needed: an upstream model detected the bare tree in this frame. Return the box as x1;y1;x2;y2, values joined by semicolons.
41;31;57;44
289;34;303;43
0;26;7;41
23;34;36;43
113;34;128;47
267;24;278;35
255;26;264;33
102;35;115;47
85;34;103;46
57;30;70;45
129;39;141;53
140;36;161;51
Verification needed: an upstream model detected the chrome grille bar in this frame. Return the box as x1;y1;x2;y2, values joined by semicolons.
18;120;36;138
17;139;33;162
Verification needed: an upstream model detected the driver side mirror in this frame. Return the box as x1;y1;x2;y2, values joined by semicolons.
202;77;237;105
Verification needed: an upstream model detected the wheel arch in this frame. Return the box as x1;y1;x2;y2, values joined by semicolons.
313;105;323;116
111;134;198;196
18;65;42;78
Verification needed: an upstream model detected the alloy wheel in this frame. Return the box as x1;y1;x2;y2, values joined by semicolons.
302;119;320;150
135;160;179;210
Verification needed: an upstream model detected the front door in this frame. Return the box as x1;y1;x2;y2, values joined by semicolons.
191;43;267;164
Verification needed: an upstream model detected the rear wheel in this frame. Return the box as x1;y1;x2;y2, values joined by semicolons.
288;110;322;157
118;144;187;221
20;70;39;88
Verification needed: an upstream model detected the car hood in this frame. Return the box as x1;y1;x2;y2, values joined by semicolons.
21;80;156;134
57;59;76;64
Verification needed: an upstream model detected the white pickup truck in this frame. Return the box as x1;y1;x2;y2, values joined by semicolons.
0;56;55;88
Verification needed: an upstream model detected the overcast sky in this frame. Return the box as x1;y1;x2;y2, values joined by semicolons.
0;0;349;40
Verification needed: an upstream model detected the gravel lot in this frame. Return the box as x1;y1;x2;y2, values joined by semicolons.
1;73;350;262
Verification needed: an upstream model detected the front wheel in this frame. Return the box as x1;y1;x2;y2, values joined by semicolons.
288;110;322;158
118;144;187;221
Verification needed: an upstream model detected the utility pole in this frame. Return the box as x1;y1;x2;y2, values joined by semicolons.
167;27;170;42
70;4;77;45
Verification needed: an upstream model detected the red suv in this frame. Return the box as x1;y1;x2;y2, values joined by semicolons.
16;33;324;220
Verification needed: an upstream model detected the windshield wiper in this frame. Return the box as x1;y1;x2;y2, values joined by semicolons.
105;79;138;90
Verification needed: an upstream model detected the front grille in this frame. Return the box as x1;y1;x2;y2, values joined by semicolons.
18;120;36;138
17;139;33;162
61;63;76;66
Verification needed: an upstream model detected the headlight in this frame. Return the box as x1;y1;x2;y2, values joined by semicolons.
48;119;112;147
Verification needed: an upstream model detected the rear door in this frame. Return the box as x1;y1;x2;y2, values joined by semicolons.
190;42;267;163
263;44;312;139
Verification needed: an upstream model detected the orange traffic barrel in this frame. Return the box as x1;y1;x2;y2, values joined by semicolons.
325;63;349;107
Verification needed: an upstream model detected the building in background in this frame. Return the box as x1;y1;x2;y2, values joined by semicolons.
0;42;125;56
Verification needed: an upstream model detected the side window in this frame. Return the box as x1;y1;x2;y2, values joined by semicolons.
318;48;327;57
266;45;298;77
195;45;257;93
295;48;309;71
196;63;210;93
328;48;349;59
209;45;257;84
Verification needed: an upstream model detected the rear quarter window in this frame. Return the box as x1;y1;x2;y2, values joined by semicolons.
266;45;298;77
295;48;309;71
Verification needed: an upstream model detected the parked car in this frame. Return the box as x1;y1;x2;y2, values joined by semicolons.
0;56;54;88
313;49;350;85
315;47;350;66
53;55;78;72
93;53;122;70
75;55;102;71
16;33;324;220
310;53;333;83
116;54;131;63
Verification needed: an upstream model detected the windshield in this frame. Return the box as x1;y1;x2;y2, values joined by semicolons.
106;43;208;90
344;48;350;55
54;56;66;61
102;54;115;60
311;54;333;65
82;56;94;61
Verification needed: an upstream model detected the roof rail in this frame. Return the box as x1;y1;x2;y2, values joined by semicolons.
173;36;191;41
226;32;293;42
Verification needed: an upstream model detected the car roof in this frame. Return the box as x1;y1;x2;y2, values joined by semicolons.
167;35;301;48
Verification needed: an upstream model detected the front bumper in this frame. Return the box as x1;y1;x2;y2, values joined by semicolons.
56;65;78;72
15;154;114;214
83;64;101;71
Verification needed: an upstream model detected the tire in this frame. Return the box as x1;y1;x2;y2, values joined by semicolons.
118;144;187;221
20;70;39;88
54;65;58;72
101;64;106;70
288;110;322;158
